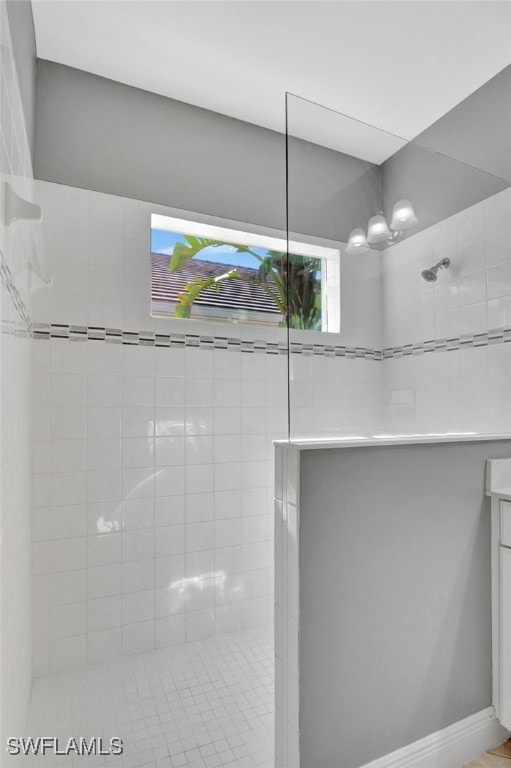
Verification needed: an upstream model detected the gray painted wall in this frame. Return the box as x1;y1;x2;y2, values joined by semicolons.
34;60;381;239
34;59;510;245
414;64;511;185
381;141;508;242
381;65;511;236
6;0;36;157
34;60;286;231
299;440;511;768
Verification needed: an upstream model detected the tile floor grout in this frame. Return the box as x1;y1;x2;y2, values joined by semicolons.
22;625;274;768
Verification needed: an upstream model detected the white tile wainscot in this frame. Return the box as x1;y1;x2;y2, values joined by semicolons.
1;0;38;743
274;443;300;768
275;435;511;768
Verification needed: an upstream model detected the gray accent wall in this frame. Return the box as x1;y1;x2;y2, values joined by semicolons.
381;64;511;236
34;60;382;238
298;440;511;768
34;60;286;230
34;59;511;246
6;0;36;157
413;64;511;185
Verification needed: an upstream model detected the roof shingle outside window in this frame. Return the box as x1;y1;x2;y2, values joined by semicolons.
151;253;281;316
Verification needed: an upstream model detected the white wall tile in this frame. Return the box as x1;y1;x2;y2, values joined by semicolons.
86;501;121;535
215;519;242;548
186;521;214;553
50;636;86;672
49;407;87;439
122;406;154;437
50;603;86;639
156;436;185;466
122;559;154;593
88;375;121;407
50;570;86;606
122;467;155;499
214;435;241;464
49;537;86;572
87;628;122;663
88;438;121;470
50;439;87;473
87;470;121;503
155;525;185;557
122;436;154;468
87;596;121;632
155;406;185;436
186;608;215;641
186;550;215;579
50;472;86;506
155;465;185;497
155;554;185;588
215;546;242;576
155;377;184;406
155;495;185;526
185;406;214;435
155;615;185;648
87;534;121;567
87;564;121;600
122;497;154;530
32;182;280;670
122;529;154;562
122;620;154;654
122;590;154;624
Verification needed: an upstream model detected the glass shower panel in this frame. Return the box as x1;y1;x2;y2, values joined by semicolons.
285;91;511;440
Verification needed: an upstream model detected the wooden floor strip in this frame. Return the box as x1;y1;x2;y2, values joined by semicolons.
463;740;511;767
488;741;511;759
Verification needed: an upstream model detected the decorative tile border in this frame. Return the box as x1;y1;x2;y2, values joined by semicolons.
32;322;383;358
0;252;32;335
382;327;511;358
32;321;511;360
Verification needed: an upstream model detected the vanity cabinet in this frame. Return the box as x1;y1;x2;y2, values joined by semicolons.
500;543;511;727
486;461;511;730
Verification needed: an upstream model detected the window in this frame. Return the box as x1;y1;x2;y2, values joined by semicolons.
151;214;340;332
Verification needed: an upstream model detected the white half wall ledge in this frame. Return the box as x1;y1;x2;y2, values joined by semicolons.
358;707;508;768
275;432;511;452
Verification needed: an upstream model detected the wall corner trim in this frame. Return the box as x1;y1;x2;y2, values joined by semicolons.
359;707;509;768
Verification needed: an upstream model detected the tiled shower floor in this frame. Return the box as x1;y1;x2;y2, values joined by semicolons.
24;625;274;768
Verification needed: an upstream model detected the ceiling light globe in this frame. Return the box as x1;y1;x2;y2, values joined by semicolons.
367;214;391;244
346;227;370;256
390;199;419;231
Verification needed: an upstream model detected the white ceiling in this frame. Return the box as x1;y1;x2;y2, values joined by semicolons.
32;0;511;159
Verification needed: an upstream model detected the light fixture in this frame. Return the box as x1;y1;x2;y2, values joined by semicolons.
346;199;419;255
346;227;370;256
367;212;391;244
390;199;419;231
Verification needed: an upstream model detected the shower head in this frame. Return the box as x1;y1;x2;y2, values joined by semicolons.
421;268;438;282
421;258;450;283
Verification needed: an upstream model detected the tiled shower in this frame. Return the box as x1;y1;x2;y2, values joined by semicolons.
1;0;35;747
2;1;511;766
30;181;282;674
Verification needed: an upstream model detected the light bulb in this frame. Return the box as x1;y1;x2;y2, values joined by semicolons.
346;227;370;256
390;199;418;231
367;213;391;244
